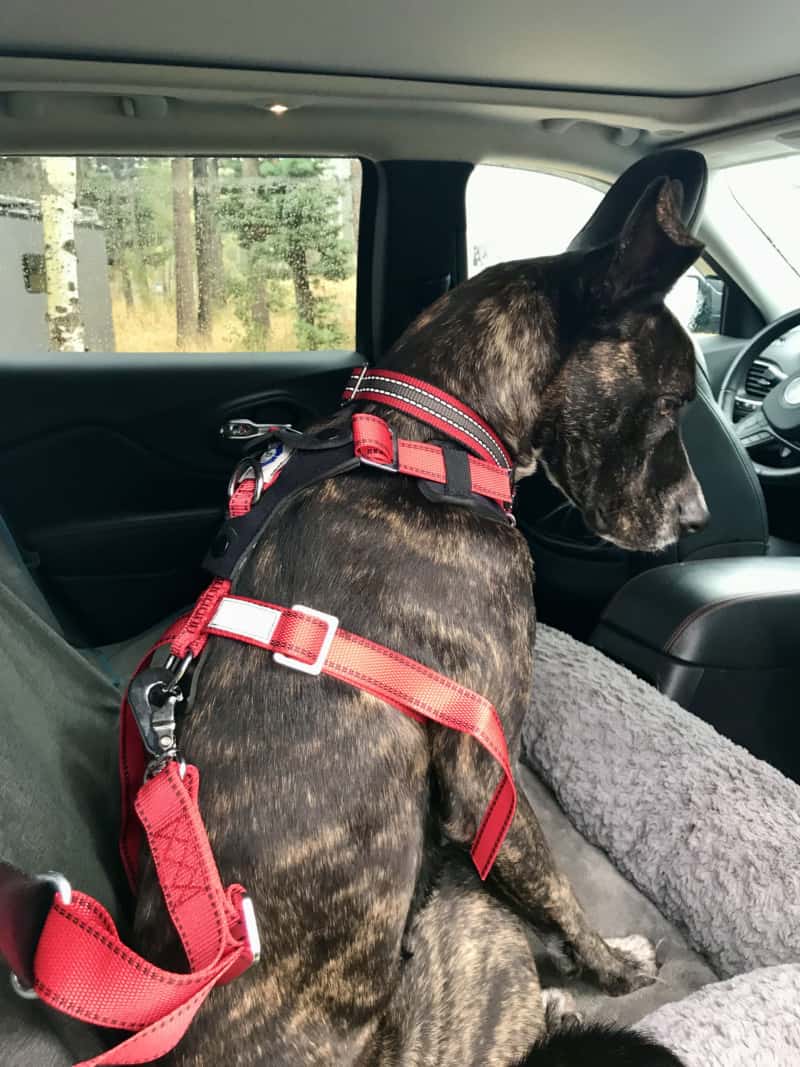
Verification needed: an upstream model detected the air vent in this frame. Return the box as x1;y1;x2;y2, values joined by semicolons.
745;359;782;399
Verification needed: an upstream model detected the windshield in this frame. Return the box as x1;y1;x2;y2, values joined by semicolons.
724;155;800;277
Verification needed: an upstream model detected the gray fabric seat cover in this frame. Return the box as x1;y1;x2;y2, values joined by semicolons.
0;527;795;1064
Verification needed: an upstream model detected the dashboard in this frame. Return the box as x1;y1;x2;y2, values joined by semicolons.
699;329;800;407
698;327;800;475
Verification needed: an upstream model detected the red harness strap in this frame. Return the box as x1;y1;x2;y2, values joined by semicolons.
343;367;513;470
34;758;257;1066
25;376;519;1066
352;413;512;509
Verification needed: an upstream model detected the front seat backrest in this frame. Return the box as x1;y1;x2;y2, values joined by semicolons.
678;343;768;559
568;148;707;253
569;148;768;560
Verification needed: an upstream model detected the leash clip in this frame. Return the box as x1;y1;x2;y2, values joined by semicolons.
220;419;298;442
128;667;185;766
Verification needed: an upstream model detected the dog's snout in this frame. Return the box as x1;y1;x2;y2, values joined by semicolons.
678;489;710;537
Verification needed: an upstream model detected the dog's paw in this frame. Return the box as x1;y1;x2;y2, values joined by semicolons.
541;988;582;1035
540;934;581;980
600;935;659;996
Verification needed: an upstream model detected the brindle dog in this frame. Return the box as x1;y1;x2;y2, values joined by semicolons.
134;177;706;1065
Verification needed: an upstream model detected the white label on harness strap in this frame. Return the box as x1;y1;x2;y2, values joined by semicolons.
208;597;281;648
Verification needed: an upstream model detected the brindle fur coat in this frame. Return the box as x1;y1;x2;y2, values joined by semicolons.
134;178;704;1066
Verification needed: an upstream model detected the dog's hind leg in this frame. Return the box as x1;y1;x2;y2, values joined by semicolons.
375;853;547;1067
433;735;657;997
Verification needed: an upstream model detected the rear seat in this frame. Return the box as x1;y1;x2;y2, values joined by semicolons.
0;513;174;687
0;518;162;1064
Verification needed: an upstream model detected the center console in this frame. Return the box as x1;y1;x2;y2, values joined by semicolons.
590;558;800;782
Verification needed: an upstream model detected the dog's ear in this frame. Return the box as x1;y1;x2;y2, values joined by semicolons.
595;177;704;308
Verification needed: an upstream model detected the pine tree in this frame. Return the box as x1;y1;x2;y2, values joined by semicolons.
171;158;196;347
193;157;219;340
217;157;352;349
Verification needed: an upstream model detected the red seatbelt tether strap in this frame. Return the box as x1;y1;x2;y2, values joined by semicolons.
34;760;257;1066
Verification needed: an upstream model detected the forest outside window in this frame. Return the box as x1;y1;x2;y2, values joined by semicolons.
0;156;361;354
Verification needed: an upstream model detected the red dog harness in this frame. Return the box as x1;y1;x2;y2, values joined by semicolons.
3;369;519;1066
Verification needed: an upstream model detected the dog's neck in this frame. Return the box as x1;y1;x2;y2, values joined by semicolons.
375;268;563;469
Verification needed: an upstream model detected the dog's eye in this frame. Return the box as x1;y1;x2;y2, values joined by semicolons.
657;396;682;417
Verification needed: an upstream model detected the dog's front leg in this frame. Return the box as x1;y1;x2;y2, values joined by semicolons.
433;734;657;995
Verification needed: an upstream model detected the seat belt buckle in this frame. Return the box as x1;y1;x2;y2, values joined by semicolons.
274;605;339;676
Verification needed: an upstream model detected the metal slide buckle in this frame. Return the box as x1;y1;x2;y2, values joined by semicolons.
10;871;73;1001
348;364;369;399
240;895;261;965
359;426;399;473
274;605;339;676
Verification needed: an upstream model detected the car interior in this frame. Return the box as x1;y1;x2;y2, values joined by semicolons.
1;1;800;1058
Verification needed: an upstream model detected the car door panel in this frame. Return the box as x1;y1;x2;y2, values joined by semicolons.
0;351;355;643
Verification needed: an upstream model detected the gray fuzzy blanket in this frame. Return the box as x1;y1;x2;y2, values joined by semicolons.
642;964;800;1066
524;624;800;1064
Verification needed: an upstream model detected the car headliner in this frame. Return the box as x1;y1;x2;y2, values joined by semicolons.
1;0;799;179
5;0;800;96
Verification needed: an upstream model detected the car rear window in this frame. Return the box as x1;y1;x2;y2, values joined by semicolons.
0;156;360;354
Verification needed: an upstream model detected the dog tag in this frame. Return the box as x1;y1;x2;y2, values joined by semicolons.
128;667;183;758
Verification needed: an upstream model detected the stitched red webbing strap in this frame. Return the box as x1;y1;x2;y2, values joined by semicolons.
34;762;255;1066
352;413;512;505
343;367;513;469
200;595;516;879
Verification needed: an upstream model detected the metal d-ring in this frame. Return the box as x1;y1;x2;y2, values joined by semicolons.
164;652;193;687
9;871;73;1001
227;457;265;505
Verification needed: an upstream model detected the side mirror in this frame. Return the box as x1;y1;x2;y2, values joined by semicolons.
666;270;724;334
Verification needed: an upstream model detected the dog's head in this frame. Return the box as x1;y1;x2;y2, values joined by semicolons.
533;177;709;551
387;175;709;553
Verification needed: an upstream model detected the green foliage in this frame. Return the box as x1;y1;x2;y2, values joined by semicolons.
0;153;356;350
77;158;174;303
294;297;347;350
227;274;289;350
0;157;42;200
217;157;353;346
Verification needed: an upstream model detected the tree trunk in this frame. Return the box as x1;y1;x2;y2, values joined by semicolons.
171;157;196;347
120;266;135;310
193;157;216;339
40;157;86;352
350;158;361;247
241;156;260;188
208;158;225;307
289;243;314;324
240;158;270;339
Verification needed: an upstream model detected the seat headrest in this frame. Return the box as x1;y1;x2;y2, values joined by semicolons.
568;149;708;254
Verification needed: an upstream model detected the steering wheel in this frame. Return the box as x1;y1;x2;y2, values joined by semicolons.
719;307;800;480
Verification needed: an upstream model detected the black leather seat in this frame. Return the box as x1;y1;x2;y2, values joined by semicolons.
517;149;779;639
591;557;800;782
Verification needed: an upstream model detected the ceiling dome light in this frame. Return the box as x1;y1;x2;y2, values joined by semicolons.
268;104;289;116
